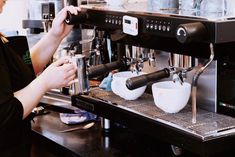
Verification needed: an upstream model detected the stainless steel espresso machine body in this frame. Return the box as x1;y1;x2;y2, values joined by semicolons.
67;2;235;156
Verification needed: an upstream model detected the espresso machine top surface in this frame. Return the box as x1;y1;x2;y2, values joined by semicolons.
82;2;235;21
77;2;235;44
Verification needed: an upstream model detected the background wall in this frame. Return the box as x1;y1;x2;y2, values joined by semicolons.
0;0;28;35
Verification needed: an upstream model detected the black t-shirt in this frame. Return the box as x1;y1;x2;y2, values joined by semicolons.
0;36;35;157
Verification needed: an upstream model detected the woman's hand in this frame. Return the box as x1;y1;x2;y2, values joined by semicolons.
30;5;80;75
39;57;77;91
49;5;81;39
14;57;77;119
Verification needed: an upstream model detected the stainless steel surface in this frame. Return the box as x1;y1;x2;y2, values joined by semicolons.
101;118;111;130
142;52;217;113
129;46;145;73
40;90;79;110
168;53;194;69
195;60;217;112
89;87;235;140
42;20;52;32
191;43;215;123
71;54;90;94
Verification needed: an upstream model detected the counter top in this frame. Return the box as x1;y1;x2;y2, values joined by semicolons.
31;109;235;157
35;89;235;157
31;109;180;157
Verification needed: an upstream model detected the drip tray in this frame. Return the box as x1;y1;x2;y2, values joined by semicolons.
88;88;235;140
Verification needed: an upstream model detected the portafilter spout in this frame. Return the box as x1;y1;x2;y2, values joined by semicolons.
191;43;214;124
125;46;149;74
168;53;195;84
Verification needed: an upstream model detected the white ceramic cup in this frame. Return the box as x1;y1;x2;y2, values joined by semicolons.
152;81;191;113
111;71;147;100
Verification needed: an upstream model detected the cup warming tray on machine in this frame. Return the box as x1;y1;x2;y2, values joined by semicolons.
66;2;235;59
75;2;235;45
72;87;235;157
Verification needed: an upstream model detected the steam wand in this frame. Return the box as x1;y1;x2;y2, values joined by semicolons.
191;43;215;124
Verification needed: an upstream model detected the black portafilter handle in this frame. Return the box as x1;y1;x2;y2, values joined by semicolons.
87;61;124;79
176;22;207;44
126;68;170;90
65;11;88;25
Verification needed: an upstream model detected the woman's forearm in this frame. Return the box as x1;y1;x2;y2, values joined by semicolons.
30;6;79;75
30;31;64;75
14;57;77;119
14;75;48;119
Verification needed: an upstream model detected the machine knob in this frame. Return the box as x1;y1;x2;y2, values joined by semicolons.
176;22;207;43
65;11;88;25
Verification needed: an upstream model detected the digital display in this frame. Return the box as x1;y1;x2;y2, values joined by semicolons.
125;19;131;24
123;15;138;36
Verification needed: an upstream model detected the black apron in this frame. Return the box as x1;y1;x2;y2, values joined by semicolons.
0;36;36;157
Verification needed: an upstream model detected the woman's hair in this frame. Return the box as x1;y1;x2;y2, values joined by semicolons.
0;32;9;43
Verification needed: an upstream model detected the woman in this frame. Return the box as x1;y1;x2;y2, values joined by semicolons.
0;0;80;156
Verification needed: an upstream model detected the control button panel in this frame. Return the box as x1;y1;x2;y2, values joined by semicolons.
105;14;123;26
143;18;172;37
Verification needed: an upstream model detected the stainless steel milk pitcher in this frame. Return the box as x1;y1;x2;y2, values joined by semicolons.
70;54;89;95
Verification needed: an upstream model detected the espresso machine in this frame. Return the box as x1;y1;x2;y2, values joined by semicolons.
60;0;235;156
23;0;63;33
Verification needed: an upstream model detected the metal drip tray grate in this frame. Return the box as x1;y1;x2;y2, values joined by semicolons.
90;87;235;140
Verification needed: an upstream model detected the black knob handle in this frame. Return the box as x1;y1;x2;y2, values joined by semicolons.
176;22;207;43
126;68;170;90
65;11;88;25
87;61;124;79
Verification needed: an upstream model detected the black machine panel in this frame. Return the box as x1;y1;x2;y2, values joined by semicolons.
66;4;235;44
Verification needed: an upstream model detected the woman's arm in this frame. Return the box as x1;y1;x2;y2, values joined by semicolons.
30;6;80;75
14;58;76;119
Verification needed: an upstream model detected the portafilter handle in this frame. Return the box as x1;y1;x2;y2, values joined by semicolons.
65;10;88;25
87;61;125;79
126;68;170;90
